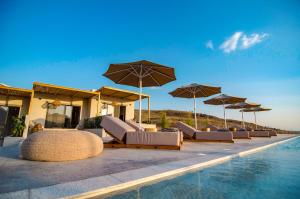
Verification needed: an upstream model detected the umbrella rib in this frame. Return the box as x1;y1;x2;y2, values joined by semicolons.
129;65;140;77
151;68;176;80
142;67;154;78
148;73;161;86
104;68;132;76
116;71;136;84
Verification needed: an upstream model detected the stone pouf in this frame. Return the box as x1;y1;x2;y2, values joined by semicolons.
20;130;103;162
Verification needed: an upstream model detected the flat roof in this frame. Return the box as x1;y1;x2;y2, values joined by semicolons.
98;86;149;101
0;85;32;97
33;82;99;98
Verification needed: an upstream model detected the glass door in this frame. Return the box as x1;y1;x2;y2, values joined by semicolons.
119;106;126;121
0;106;8;137
45;105;66;128
0;106;20;136
45;105;81;128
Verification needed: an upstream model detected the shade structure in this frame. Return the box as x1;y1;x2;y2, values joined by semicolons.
103;60;176;128
226;102;260;129
204;94;246;129
169;83;221;129
240;107;271;129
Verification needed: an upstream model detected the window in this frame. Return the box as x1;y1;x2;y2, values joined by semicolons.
45;105;80;128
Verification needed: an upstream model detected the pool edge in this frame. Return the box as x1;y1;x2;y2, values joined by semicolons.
67;136;299;199
1;136;298;199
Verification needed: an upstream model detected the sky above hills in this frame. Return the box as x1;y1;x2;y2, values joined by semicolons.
1;0;300;130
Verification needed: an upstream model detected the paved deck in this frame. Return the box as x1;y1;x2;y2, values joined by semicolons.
0;134;297;198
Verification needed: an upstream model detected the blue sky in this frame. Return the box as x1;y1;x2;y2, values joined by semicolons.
1;0;300;130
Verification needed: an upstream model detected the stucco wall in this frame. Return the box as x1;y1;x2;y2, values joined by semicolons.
125;102;135;120
99;95;135;120
89;96;99;118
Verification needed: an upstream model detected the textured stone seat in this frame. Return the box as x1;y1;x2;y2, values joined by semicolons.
21;130;103;161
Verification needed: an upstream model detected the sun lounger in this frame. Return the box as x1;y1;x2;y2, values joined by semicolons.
175;122;234;143
245;128;271;137
101;116;181;150
125;120;145;132
268;130;277;136
126;120;184;144
207;125;250;139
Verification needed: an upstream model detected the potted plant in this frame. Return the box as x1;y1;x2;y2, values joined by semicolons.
11;116;26;137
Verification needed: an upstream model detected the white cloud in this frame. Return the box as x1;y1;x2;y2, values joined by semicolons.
219;32;269;53
241;33;268;49
219;32;243;53
205;40;214;50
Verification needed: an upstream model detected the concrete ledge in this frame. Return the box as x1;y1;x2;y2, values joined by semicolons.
1;136;298;199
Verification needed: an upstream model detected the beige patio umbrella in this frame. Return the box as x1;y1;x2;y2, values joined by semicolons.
240;107;271;130
204;94;246;129
103;60;176;129
169;83;221;129
226;102;260;129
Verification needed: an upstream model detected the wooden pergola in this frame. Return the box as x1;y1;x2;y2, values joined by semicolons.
98;86;151;122
0;85;32;106
32;82;151;121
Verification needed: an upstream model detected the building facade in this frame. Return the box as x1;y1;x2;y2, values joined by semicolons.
0;82;150;138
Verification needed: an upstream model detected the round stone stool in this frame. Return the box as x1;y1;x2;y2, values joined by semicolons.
21;130;103;161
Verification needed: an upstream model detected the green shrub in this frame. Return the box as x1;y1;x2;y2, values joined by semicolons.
11;117;26;137
185;118;194;126
160;112;170;128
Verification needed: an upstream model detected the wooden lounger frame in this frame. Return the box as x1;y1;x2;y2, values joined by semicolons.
182;133;235;143
233;137;251;139
249;135;271;138
103;131;181;150
183;138;234;143
104;141;181;150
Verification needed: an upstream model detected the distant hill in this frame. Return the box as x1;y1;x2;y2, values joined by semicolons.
134;109;295;134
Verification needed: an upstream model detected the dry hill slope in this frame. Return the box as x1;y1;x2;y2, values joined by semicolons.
134;109;291;133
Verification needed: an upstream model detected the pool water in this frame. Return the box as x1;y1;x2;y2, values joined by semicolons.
101;137;300;199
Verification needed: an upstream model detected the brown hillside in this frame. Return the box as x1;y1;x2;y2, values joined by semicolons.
134;109;292;134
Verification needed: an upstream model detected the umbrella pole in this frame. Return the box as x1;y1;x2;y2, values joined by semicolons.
139;78;142;129
193;94;197;129
254;111;257;130
241;111;245;129
223;103;227;129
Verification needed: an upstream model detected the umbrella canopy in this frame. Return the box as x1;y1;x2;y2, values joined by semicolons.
226;102;260;109
240;107;271;129
169;83;221;129
226;102;261;129
241;107;271;112
204;94;246;105
204;94;246;129
103;60;176;128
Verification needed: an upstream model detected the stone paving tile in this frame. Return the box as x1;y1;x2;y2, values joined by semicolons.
0;134;296;194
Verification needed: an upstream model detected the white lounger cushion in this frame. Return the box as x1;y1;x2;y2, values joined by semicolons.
126;131;181;146
125;120;145;132
232;131;250;139
175;122;233;141
101;116;135;141
175;121;195;138
195;131;233;141
249;131;270;137
269;130;277;136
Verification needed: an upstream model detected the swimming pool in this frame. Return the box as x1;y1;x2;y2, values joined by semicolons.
100;137;300;199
